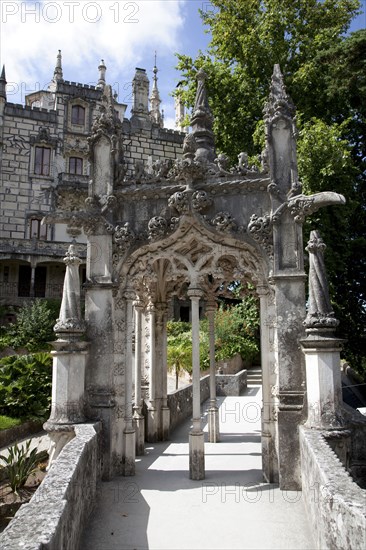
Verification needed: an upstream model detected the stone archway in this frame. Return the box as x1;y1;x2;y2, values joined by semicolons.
46;67;345;490
116;215;274;480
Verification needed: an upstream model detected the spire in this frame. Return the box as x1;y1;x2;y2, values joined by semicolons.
149;52;163;127
264;64;295;122
0;65;7;100
97;59;106;90
53;50;63;83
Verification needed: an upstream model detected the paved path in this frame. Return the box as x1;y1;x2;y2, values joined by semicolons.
80;386;315;550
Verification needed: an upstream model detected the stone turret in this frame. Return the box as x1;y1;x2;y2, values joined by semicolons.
175;83;186;132
132;68;149;116
97;59;106;90
149;55;163;127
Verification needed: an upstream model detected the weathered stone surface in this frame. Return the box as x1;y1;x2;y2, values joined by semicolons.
300;426;366;550
167;376;210;432
216;369;247;396
0;423;101;550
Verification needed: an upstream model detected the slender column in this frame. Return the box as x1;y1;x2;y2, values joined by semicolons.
133;300;145;455
122;290;136;475
157;302;170;440
206;300;219;442
187;288;205;480
146;301;158;442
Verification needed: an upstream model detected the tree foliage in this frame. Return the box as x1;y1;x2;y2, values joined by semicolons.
0;353;52;419
175;0;365;372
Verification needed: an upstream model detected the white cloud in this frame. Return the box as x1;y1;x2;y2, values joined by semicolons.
0;0;186;103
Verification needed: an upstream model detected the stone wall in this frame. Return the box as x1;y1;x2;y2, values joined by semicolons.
216;369;247;396
0;423;101;550
216;353;243;375
299;426;366;550
168;375;210;432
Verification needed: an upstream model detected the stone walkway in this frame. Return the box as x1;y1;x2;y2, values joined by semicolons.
80;386;315;550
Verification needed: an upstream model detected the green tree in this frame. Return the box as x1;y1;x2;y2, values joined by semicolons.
175;1;365;372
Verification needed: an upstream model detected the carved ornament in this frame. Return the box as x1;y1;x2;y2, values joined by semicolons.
247;214;273;258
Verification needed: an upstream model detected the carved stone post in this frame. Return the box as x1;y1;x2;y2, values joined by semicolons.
123;289;136;475
206;300;219;443
301;231;344;428
146;301;158;442
44;244;88;466
265;65;306;490
133;299;145;455
187;287;205;480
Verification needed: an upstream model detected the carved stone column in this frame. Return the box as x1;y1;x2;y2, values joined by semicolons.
206;300;219;443
300;231;344;428
146;301;158;442
122;289;136;475
257;284;279;483
156;301;170;441
187;287;205;480
44;244;88;466
133;299;145;455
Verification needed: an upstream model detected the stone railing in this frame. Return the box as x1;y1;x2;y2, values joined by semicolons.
57;172;89;189
299;426;366;550
0;423;101;550
168;375;210;432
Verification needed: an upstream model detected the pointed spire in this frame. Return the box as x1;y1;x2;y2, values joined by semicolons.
53;50;63;83
149;52;163;127
97;59;107;90
264;64;295;121
0;65;7;100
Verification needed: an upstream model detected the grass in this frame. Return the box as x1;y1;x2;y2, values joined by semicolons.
0;416;22;431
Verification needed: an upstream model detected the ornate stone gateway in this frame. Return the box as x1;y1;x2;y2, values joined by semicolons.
45;66;345;490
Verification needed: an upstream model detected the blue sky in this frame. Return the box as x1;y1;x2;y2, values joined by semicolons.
0;0;364;128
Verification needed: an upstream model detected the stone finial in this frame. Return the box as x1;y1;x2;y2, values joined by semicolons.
0;65;6;100
97;59;107;90
190;69;215;162
264;64;295;121
304;230;339;330
53;50;63;83
149;53;163;127
54;244;85;334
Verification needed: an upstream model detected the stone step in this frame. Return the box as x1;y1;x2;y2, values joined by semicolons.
247;368;262;384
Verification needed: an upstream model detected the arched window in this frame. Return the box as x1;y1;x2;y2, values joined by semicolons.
71;105;85;126
29;218;47;240
69;156;83;175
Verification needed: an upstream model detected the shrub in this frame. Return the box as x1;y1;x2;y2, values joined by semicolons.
0;353;52;420
0;439;39;493
0;300;59;352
